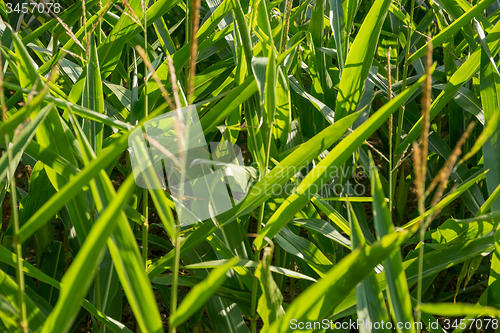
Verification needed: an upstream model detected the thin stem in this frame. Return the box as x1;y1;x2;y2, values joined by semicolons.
142;189;149;268
94;273;102;332
143;0;148;116
396;0;415;150
170;237;181;333
415;37;433;332
416;220;426;331
1;50;27;332
10;147;28;333
141;0;150;273
250;204;265;333
412;142;425;332
387;49;393;211
166;46;185;333
250;97;275;333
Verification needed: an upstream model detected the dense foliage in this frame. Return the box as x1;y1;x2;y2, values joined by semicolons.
1;0;500;332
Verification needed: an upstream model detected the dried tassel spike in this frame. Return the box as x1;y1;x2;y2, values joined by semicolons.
167;55;183;112
87;2;113;39
188;0;201;104
412;141;423;202
420;35;433;194
166;55;186;158
429;121;476;213
281;0;293;53
121;0;143;27
135;46;176;111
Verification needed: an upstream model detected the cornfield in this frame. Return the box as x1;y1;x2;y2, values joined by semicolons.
1;0;500;332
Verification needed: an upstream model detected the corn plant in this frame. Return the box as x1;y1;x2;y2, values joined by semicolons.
0;0;500;332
